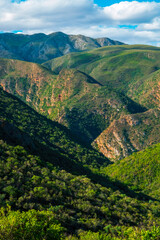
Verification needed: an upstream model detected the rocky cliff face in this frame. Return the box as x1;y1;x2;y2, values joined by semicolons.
93;109;160;160
0;32;124;63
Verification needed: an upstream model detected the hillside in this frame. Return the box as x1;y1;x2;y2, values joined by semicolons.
0;32;124;63
44;45;160;97
0;88;160;239
42;44;160;159
0;58;56;113
0;87;109;170
0;58;146;144
128;68;160;109
93;108;160;160
0;139;159;237
1;45;160;160
104;143;160;200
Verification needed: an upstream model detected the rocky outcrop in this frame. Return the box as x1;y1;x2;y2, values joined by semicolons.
93;109;160;161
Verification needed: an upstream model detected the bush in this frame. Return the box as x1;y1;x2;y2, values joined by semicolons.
0;207;64;240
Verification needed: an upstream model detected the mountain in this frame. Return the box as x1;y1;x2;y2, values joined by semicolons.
0;58;146;144
93;109;160;160
104;142;160;200
1;39;160;239
0;32;124;63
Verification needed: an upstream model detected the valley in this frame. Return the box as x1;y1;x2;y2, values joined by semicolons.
0;32;160;239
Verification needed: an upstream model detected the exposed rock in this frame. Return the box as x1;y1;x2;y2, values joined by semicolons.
93;109;160;161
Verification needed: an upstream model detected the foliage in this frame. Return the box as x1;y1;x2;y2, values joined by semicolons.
1;45;160;239
0;87;108;170
44;45;160;94
0;207;64;240
104;143;160;199
66;225;160;240
0;140;157;234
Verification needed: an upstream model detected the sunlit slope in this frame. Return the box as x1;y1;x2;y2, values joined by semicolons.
0;58;56;112
1;88;159;234
0;59;145;144
104;142;160;200
128;68;160;109
44;45;160;94
93;109;160;160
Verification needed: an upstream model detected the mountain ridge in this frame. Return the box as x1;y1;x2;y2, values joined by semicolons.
0;32;124;63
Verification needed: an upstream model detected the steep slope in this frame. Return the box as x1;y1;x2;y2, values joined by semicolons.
0;140;159;235
93;109;160;160
42;68;146;143
0;58;146;144
1;88;159;235
0;58;56;113
44;45;160;94
0;32;124;63
0;87;108;169
104;143;160;200
128;68;160;109
43;45;160;158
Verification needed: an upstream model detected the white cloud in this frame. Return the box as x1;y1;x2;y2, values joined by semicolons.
0;0;160;45
70;25;160;45
103;1;160;24
138;17;160;31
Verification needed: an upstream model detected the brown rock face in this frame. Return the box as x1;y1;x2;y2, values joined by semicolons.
93;109;160;161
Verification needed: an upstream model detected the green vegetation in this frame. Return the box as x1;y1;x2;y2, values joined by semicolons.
128;69;160;109
0;59;146;145
104;143;160;199
0;207;64;240
0;133;160;239
0;87;109;170
44;45;160;105
0;86;160;239
1;42;160;239
1;140;156;233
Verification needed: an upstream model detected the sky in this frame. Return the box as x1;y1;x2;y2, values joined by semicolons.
1;0;160;46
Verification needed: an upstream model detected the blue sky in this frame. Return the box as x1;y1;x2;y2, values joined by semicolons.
1;0;160;46
94;0;160;7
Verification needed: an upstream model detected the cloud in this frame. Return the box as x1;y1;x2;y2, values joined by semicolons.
0;0;160;45
138;17;160;31
103;1;160;24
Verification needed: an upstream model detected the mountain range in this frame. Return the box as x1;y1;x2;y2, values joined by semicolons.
0;32;124;63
